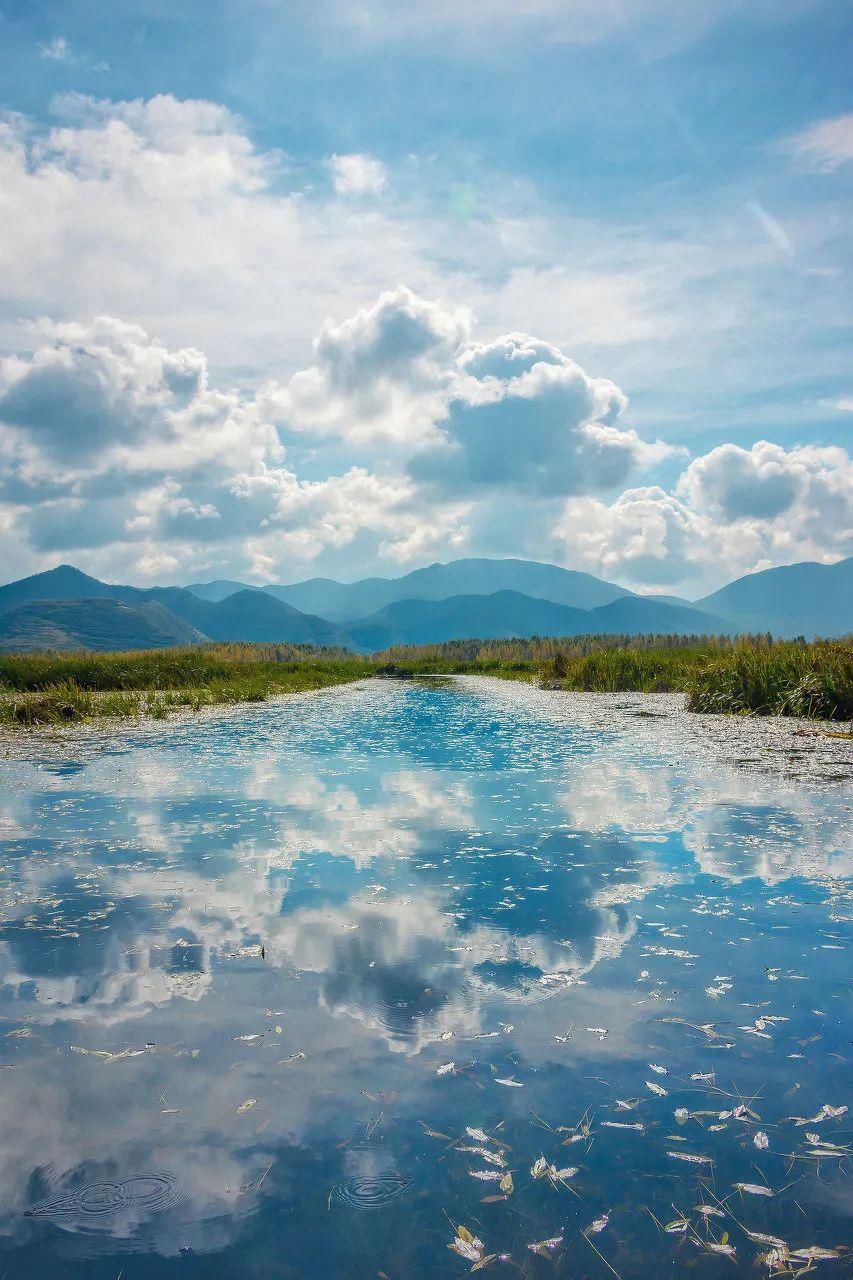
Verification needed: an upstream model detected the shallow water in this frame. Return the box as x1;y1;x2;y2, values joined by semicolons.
0;677;850;1278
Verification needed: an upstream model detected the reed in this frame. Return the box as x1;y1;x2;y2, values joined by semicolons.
0;636;849;725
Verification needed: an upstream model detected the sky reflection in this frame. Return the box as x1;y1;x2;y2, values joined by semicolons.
0;679;850;1276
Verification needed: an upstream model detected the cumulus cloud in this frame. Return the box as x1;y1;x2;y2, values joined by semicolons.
280;285;470;444
282;293;674;496
783;112;853;171
0;93;456;376
412;333;673;496
553;487;719;587
553;442;853;591
0;315;278;476
329;152;388;196
676;440;849;521
0;313;469;579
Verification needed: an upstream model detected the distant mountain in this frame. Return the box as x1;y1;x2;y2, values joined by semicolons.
345;590;733;650
0;564;117;614
185;579;254;602
1;556;847;652
0;567;352;650
696;557;853;638
588;596;733;636
269;558;633;620
344;591;587;649
0;599;207;652
179;590;350;646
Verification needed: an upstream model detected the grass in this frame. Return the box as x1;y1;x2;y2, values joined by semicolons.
0;637;850;727
0;647;374;726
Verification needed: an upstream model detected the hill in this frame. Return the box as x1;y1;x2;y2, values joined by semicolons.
587;596;733;636
344;590;732;649
269;557;633;620
185;579;254;602
0;568;352;649
0;599;208;652
0;564;117;615
344;591;587;648
179;589;350;646
696;557;853;638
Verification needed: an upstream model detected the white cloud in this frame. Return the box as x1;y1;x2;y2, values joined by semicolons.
281;292;675;494
280;285;469;444
677;440;852;522
410;331;675;497
38;35;71;61
330;152;388;196
0;314;469;579
553;442;853;591
0;315;279;476
0;94;447;375
0;90;848;589
553;487;722;587
783;112;853;171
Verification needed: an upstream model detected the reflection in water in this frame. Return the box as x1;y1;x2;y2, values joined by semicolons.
0;678;850;1277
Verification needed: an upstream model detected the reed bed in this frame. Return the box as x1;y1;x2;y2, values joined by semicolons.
0;637;849;726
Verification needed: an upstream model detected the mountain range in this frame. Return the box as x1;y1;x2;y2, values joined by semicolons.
0;556;849;652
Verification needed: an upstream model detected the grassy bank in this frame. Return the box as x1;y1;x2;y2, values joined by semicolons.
0;647;374;726
0;637;850;726
377;636;852;718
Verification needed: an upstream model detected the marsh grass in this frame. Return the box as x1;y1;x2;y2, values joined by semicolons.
0;648;374;726
684;642;853;719
0;636;849;725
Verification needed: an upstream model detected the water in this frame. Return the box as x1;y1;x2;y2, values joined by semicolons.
0;676;850;1278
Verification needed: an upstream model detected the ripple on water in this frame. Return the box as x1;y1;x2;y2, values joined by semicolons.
332;1146;413;1212
24;1172;183;1223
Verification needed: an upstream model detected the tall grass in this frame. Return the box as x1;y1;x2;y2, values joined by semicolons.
0;636;849;726
0;648;374;726
685;642;852;719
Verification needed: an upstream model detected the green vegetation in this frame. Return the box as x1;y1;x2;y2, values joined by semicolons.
0;635;850;727
685;641;853;719
0;645;373;726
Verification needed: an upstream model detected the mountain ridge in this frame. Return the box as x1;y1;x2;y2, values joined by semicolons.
0;568;351;650
261;557;635;620
696;557;853;638
0;555;849;650
344;589;733;650
0;598;209;652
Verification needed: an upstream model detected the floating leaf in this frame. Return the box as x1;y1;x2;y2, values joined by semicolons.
471;1254;499;1271
527;1235;563;1257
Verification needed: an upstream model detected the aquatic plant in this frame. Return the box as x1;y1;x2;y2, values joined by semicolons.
0;636;849;725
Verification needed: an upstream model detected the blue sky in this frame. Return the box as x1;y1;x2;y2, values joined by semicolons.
0;0;850;593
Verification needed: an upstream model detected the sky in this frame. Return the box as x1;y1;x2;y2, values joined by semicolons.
0;0;850;597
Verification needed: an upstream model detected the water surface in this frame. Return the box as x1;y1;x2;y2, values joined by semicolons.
0;678;850;1277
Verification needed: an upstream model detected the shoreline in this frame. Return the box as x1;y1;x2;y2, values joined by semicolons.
1;639;850;728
